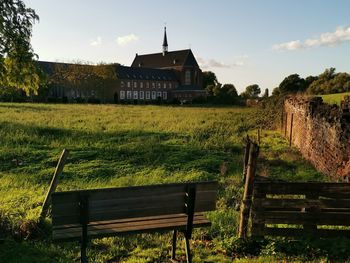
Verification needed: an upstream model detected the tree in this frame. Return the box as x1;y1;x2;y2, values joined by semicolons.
0;0;40;94
221;83;238;98
206;83;239;104
262;88;269;98
202;71;218;89
278;74;306;94
241;84;261;98
307;68;350;95
272;87;280;97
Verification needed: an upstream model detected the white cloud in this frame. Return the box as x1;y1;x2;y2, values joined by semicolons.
198;57;244;69
90;36;102;46
116;34;139;46
273;40;302;51
273;26;350;51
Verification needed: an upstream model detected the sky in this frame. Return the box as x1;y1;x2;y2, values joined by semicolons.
24;0;350;93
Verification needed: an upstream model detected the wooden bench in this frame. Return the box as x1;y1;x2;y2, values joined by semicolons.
51;181;218;263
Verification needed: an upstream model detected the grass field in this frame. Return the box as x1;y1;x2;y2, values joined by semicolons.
0;103;344;262
319;91;350;105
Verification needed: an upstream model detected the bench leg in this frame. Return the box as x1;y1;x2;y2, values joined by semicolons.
171;230;177;261
185;237;192;263
80;223;88;263
81;240;88;263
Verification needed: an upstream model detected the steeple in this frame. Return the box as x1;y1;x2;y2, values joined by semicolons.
162;26;168;56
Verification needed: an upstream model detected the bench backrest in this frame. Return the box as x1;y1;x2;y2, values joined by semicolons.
52;181;218;227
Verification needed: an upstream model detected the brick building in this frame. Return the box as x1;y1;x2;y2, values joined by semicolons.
40;27;206;103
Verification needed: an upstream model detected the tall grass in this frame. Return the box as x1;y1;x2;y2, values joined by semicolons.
0;103;327;262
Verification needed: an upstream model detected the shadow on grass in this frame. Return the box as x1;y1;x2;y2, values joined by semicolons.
0;238;73;263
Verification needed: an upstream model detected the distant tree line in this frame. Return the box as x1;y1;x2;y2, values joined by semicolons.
272;68;350;96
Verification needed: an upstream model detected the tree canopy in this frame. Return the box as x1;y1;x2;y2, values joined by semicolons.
278;74;306;94
241;84;261;99
206;83;240;104
202;71;218;89
307;68;350;94
0;0;40;94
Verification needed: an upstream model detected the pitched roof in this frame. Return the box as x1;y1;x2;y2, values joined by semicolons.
131;49;199;69
116;65;178;81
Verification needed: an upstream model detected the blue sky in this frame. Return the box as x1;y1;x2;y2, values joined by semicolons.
25;0;350;93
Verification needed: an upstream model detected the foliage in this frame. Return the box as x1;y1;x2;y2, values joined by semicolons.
307;68;350;94
241;84;261;99
274;68;350;96
206;83;240;104
36;61;118;102
278;74;306;94
262;88;269;98
0;0;40;94
202;71;218;89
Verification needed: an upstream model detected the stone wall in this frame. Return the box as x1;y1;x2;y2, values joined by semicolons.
284;95;350;180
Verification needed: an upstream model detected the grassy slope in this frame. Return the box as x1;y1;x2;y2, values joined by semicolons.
0;103;326;262
319;91;350;105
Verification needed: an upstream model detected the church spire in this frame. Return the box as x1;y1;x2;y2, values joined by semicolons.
162;26;168;55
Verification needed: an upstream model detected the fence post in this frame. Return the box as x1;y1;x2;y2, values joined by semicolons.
40;149;69;220
289;113;294;147
242;135;251;184
303;193;319;233
238;142;259;239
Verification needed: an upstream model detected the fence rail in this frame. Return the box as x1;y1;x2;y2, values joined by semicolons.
251;182;350;237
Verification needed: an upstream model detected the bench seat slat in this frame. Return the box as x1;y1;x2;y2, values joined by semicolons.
53;213;210;241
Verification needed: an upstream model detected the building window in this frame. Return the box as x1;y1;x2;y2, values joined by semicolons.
121;81;125;88
133;91;138;99
169;83;172;89
140;82;143;89
127;82;131;88
134;82;137;88
120;90;125;99
163;83;167;89
185;70;191;85
140;91;144;99
152;82;155;89
151;91;156;100
163;91;167;100
146;82;149;88
157;82;161;89
157;91;162;99
127;91;132;99
146;91;150;99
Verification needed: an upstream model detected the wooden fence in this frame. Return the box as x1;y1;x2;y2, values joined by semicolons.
251;182;350;238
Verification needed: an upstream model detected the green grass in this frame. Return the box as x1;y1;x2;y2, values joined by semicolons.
0;103;338;262
319;91;350;105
